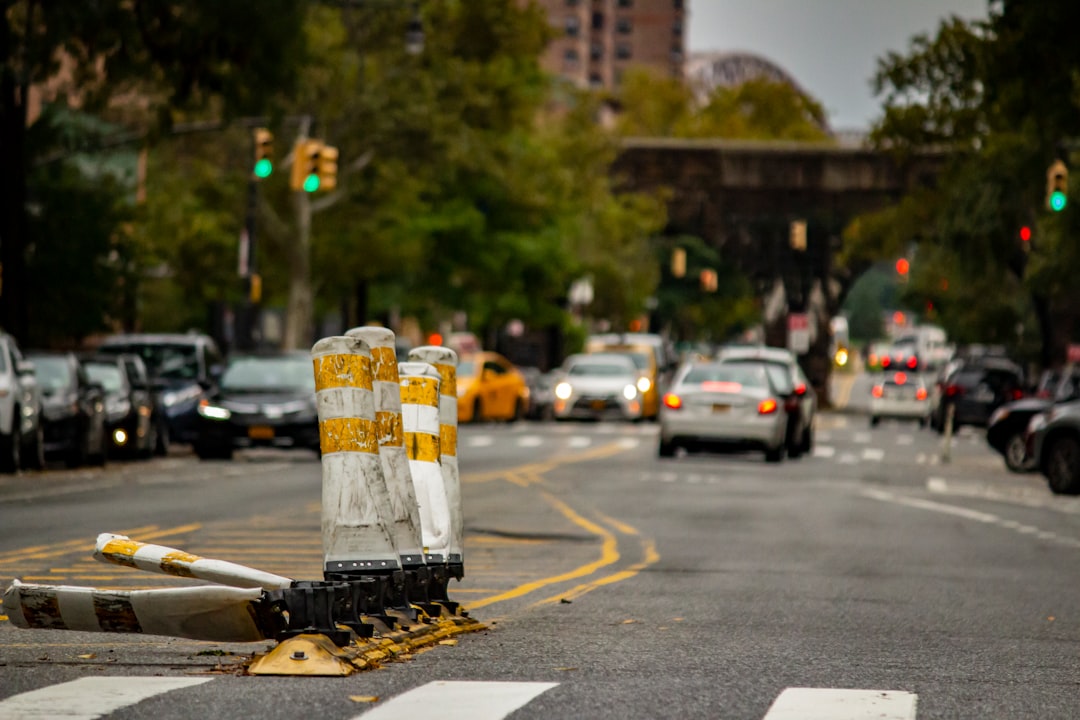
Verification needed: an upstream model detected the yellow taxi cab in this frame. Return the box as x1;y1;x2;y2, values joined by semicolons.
457;352;530;423
584;336;663;420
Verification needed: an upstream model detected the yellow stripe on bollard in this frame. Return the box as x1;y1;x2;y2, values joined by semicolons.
400;378;440;406
97;537;142;569
376;411;405;445
313;354;373;391
405;432;441;463
318;417;380;455
440;425;457;458
370;346;398;382
160;551;200;578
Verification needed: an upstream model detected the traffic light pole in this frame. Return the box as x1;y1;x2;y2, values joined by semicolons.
236;168;261;352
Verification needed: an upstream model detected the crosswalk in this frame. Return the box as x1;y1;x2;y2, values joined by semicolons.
0;678;922;719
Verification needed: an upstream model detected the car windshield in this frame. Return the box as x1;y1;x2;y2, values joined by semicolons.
723;359;792;393
99;343;199;381
457;359;478;379
682;364;767;389
221;356;315;392
30;356;73;394
568;360;633;377
85;363;124;393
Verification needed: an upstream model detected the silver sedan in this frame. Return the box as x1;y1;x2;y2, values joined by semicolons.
551;353;646;421
658;361;788;462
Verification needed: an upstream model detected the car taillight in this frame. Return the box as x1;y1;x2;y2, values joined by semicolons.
906;356;918;369
881;357;892;368
662;393;682;410
945;384;964;397
783;396;799;413
794;382;807;396
916;388;928;400
871;385;884;398
1011;388;1024;400
758;398;778;415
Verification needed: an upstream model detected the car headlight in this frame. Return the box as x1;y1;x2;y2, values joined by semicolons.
197;400;231;421
623;384;638;401
636;377;651;393
162;391;178;407
555;382;573;400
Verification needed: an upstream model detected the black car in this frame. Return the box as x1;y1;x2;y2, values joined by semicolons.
987;366;1080;472
193;352;319;460
95;333;224;448
931;357;1025;432
82;355;158;459
28;352;108;467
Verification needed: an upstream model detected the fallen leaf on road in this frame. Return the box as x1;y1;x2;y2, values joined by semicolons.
1048;616;1055;622
349;696;379;703
621;619;637;625
78;654;96;660
438;639;458;646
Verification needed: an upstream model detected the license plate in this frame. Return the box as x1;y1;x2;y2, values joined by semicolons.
712;404;731;413
591;400;606;410
249;425;275;440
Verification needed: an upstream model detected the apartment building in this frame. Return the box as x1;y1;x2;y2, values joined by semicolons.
532;0;686;90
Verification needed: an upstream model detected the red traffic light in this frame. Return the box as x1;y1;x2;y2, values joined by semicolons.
895;258;910;276
1020;226;1032;242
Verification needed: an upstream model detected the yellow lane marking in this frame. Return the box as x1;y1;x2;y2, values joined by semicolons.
0;526;159;563
533;538;660;607
594;511;639;536
462;442;628;484
464;491;618;612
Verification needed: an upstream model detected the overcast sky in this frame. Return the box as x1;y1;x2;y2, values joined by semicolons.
687;0;991;130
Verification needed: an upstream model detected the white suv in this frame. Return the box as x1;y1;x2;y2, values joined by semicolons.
0;332;44;472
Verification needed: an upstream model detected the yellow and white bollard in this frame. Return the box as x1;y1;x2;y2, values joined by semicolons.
2;580;270;642
345;328;426;567
94;533;293;590
397;362;453;567
311;336;400;577
409;346;464;585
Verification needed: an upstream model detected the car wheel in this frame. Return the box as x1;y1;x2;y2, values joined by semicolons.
195;441;232;461
139;421;159;459
1045;435;1080;495
23;421;45;471
801;425;814;454
764;445;785;463
658;438;676;458
472;399;483;424
0;417;22;474
155;419;170;457
510;398;525;423
869;416;880;428
66;430;90;469
90;431;108;467
1004;432;1030;473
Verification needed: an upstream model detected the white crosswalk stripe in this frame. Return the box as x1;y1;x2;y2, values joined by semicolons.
0;677;212;720
354;681;559;719
762;688;918;719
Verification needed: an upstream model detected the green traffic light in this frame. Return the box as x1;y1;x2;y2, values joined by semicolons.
303;174;320;193
254;158;272;178
1050;191;1067;212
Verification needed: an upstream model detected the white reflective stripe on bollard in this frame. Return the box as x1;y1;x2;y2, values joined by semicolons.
312;336;400;571
2;580;268;642
93;533;293;590
346;327;426;565
408;346;463;567
398;361;452;562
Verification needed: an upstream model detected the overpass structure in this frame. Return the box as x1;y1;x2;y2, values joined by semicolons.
611;137;947;398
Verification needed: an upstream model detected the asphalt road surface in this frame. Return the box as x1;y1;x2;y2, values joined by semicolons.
1;397;1078;719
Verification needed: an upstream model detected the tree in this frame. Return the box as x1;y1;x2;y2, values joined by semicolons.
0;1;303;342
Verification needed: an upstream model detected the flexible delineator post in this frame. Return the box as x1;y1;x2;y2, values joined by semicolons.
397;362;453;563
408;346;464;585
2;580;271;642
93;533;293;590
311;336;400;575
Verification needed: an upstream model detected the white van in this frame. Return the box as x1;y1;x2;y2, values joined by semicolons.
891;325;951;371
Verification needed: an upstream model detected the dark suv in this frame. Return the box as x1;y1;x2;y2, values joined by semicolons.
95;333;224;447
932;358;1025;431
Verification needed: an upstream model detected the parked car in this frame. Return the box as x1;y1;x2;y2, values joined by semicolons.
456;352;529;423
27;352;108;467
658;361;788;462
0;331;45;473
551;353;646;422
989;366;1080;472
1027;399;1080;495
95;333;224;448
869;371;931;427
193;351;319;460
930;357;1025;432
716;345;816;458
82;355;158;459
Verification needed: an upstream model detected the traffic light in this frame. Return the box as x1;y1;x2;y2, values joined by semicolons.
316;144;338;192
789;220;807;251
700;268;718;292
289;140;322;192
671;247;686;278
253;128;273;179
895;258;910;276
1047;159;1068;212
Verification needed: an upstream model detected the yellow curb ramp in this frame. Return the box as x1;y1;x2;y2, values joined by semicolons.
247;615;485;676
